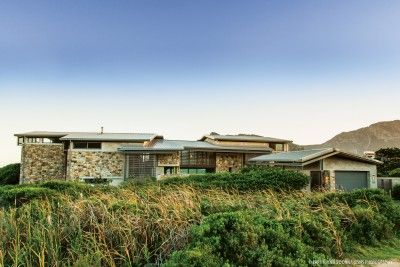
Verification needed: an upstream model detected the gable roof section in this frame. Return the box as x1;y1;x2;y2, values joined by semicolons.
119;139;273;153
199;134;292;143
248;148;381;166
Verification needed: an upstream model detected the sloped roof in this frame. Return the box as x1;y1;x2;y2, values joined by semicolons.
14;131;73;137
14;131;161;142
119;139;273;153
248;148;381;165
60;133;160;142
199;134;292;143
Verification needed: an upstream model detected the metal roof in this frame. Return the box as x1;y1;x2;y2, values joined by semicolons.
249;148;381;165
199;134;292;143
119;139;273;153
60;133;160;142
15;131;161;142
14;131;74;137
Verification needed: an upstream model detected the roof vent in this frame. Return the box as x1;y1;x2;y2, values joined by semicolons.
100;127;104;134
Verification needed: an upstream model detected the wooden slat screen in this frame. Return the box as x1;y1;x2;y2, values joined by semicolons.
126;154;156;180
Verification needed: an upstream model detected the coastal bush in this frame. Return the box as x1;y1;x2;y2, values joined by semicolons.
161;167;310;191
0;186;56;207
0;182;399;266
164;211;326;267
389;168;400;177
165;189;400;266
0;163;20;185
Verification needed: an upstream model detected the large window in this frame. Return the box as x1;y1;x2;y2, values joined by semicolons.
73;142;102;149
180;150;216;168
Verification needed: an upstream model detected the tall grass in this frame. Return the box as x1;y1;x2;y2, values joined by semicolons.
0;182;398;266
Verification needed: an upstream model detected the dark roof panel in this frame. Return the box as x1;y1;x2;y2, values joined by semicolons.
249;148;381;165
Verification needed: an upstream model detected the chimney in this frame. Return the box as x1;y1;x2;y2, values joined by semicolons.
100;127;104;134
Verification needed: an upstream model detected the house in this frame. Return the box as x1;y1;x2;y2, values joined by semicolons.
15;131;291;184
248;148;381;191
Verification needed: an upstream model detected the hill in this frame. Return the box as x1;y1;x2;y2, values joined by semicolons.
292;120;400;154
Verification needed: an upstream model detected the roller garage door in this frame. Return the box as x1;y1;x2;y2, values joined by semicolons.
335;171;368;191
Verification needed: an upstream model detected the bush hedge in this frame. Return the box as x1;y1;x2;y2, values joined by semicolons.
161;167;310;191
0;163;20;185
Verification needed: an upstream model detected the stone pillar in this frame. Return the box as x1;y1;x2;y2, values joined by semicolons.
20;143;66;183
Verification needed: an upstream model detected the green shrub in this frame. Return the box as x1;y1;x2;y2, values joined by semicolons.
0;186;57;207
321;189;389;207
321;189;400;229
0;163;20;185
347;207;394;245
393;184;400;200
162;167;310;191
389;168;400;177
38;180;98;196
164;211;326;266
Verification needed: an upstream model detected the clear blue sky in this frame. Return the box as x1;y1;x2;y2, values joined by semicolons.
1;0;400;166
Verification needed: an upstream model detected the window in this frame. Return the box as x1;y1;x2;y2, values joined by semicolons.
270;143;284;151
180;168;209;174
88;142;102;149
73;142;102;149
180;150;216;167
18;137;24;145
164;167;177;175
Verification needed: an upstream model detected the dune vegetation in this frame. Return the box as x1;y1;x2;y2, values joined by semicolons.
0;167;399;266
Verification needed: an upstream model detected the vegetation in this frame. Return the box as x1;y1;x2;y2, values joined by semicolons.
0;169;399;266
160;166;310;191
376;147;400;176
393;184;400;200
0;163;20;185
389;168;400;177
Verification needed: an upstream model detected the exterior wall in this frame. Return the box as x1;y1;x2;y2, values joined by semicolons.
156;153;180;179
216;153;243;172
322;156;378;190
157;153;180;166
205;138;269;148
20;143;65;183
66;150;124;179
101;142;143;151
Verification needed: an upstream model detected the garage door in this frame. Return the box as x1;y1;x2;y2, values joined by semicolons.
335;171;368;191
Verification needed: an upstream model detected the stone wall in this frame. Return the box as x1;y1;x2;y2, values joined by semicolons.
20;143;65;183
67;151;124;179
157;152;180;166
216;153;243;172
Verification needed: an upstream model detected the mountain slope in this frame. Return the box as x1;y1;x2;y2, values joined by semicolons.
298;120;400;154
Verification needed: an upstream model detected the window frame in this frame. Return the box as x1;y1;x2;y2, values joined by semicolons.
73;142;102;150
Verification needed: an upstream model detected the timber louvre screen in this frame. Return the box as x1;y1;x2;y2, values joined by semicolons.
126;154;156;180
